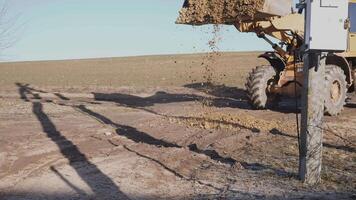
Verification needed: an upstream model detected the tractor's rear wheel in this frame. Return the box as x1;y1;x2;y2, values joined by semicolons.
324;65;347;116
246;65;277;109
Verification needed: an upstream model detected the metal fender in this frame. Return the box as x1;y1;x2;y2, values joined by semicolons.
258;52;286;72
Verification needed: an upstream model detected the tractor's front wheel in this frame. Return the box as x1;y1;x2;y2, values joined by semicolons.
324;65;347;116
246;65;277;109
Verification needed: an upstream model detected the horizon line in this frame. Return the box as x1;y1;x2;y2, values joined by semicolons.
0;50;264;64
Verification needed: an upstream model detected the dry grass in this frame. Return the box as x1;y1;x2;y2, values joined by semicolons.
0;52;266;89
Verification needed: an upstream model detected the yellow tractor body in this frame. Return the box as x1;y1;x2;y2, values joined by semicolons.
177;0;356;115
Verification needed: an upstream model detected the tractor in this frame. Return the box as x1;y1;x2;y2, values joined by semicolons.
177;0;356;116
242;0;356;116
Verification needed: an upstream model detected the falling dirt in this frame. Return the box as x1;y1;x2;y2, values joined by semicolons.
199;25;222;109
176;0;265;25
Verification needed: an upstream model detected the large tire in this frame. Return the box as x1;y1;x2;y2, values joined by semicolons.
246;65;277;109
324;65;347;116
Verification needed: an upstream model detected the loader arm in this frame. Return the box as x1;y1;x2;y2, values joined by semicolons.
176;0;305;62
235;13;304;44
234;13;305;61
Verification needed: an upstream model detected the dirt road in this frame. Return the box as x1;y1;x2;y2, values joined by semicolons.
0;53;355;199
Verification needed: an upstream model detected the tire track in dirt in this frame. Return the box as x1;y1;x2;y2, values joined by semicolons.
0;153;61;190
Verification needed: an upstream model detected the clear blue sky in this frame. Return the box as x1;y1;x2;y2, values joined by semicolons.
1;0;273;62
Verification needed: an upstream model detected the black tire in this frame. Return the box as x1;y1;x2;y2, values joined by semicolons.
245;65;277;109
324;65;347;116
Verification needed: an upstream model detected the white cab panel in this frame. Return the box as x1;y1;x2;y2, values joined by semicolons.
305;0;349;51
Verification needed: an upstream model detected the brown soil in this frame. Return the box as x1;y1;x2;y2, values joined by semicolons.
0;53;355;199
176;0;265;25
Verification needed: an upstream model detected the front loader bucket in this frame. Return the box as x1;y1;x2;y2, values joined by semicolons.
176;0;293;25
259;0;293;17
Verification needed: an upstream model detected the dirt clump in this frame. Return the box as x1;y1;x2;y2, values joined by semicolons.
176;0;265;25
168;112;296;134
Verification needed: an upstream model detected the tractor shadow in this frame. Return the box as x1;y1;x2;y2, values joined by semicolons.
184;82;300;113
93;82;252;110
92;90;261;133
93;91;203;107
94;82;298;113
345;93;356;108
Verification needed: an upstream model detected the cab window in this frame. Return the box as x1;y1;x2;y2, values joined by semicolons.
350;3;356;32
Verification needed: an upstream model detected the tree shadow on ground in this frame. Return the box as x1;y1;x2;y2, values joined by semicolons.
10;83;355;198
91;89;301;178
76;104;296;178
76;105;180;148
75;105;236;166
14;84;298;187
15;83;128;199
